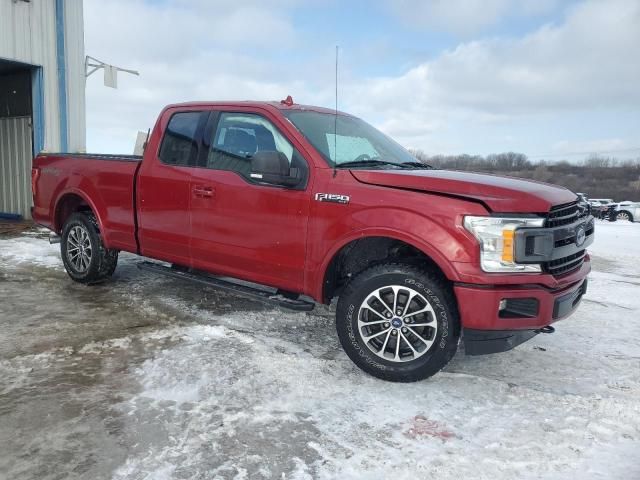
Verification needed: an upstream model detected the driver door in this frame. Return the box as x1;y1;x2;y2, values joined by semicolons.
189;110;311;292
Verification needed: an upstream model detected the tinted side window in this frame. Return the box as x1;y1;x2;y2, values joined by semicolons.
207;113;298;178
159;112;202;166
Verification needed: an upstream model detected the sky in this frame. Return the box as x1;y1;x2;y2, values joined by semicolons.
83;0;640;161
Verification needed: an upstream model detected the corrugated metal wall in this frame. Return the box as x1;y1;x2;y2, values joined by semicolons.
0;0;85;219
0;117;32;218
0;0;85;153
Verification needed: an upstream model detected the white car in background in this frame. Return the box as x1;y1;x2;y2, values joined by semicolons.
615;201;640;222
588;198;614;207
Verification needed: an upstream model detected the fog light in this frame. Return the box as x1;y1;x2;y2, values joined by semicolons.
499;298;540;318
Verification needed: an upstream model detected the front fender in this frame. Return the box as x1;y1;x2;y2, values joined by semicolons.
307;205;481;301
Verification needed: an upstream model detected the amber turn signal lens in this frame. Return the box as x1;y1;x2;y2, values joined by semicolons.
502;229;515;262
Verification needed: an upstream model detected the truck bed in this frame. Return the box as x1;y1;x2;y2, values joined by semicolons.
32;153;142;252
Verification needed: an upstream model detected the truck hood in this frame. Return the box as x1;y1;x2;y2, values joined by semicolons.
350;169;577;213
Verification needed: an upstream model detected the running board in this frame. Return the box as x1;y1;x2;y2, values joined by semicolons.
137;261;315;312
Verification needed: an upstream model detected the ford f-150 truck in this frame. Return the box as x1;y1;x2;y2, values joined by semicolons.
31;98;593;382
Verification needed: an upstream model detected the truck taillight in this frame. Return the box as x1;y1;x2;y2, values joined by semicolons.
31;167;40;197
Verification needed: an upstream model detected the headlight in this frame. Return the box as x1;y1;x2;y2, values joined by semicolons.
463;216;545;273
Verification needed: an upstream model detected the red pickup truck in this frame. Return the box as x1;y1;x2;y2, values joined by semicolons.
31;99;593;382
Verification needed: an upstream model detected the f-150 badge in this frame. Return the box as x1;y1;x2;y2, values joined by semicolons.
315;193;350;204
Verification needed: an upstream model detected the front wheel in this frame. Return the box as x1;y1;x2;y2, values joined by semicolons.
61;212;118;284
336;264;460;382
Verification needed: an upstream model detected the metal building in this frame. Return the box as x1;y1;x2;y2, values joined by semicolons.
0;0;85;219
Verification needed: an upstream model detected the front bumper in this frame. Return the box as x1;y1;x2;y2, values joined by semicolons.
463;328;540;355
455;261;589;355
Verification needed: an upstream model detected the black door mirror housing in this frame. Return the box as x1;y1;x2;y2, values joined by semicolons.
250;151;300;187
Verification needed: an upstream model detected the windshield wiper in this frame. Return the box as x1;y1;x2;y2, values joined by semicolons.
336;159;434;170
335;159;404;169
399;161;434;169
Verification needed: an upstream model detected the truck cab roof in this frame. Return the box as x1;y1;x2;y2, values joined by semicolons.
164;99;353;117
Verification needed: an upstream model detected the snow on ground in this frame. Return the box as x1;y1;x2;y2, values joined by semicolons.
0;221;639;479
0;236;64;270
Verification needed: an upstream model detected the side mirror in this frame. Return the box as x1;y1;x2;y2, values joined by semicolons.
250;151;299;186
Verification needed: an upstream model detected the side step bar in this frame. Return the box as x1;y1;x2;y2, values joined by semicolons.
137;261;315;312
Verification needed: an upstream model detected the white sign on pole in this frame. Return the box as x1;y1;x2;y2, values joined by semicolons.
104;65;118;89
86;56;140;89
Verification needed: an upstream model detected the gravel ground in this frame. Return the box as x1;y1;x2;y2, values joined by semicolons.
0;221;639;479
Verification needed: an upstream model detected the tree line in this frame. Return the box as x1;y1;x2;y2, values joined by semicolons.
410;150;640;201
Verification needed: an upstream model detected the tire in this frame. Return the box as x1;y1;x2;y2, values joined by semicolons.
336;263;460;382
617;210;633;222
61;212;118;284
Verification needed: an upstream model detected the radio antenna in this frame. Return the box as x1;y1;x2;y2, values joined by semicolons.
333;45;339;178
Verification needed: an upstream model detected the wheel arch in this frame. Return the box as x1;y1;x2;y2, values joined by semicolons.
54;189;104;235
318;230;460;304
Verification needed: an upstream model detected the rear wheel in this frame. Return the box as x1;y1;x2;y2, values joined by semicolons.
336;264;460;382
617;210;633;222
61;212;118;284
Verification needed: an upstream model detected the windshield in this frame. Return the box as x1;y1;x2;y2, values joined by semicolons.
283;110;428;169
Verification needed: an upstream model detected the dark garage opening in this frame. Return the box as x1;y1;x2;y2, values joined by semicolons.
0;59;34;220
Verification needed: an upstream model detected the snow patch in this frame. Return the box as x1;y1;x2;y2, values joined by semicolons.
77;336;133;354
0;237;62;270
130;325;241;404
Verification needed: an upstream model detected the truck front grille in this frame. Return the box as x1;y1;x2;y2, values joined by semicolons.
543;250;586;276
546;201;580;228
541;200;591;276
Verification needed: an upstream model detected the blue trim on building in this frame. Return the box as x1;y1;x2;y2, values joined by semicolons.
55;0;68;152
31;67;45;156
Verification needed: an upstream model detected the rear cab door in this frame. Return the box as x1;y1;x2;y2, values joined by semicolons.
136;107;208;266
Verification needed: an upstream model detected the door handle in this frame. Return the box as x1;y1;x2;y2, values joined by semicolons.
193;185;214;198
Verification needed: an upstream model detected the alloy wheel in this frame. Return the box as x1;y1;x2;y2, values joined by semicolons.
357;285;438;362
66;225;92;273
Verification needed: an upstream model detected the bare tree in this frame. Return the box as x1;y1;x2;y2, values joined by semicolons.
407;149;640;200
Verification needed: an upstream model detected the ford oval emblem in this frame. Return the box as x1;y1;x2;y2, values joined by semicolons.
575;226;586;247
